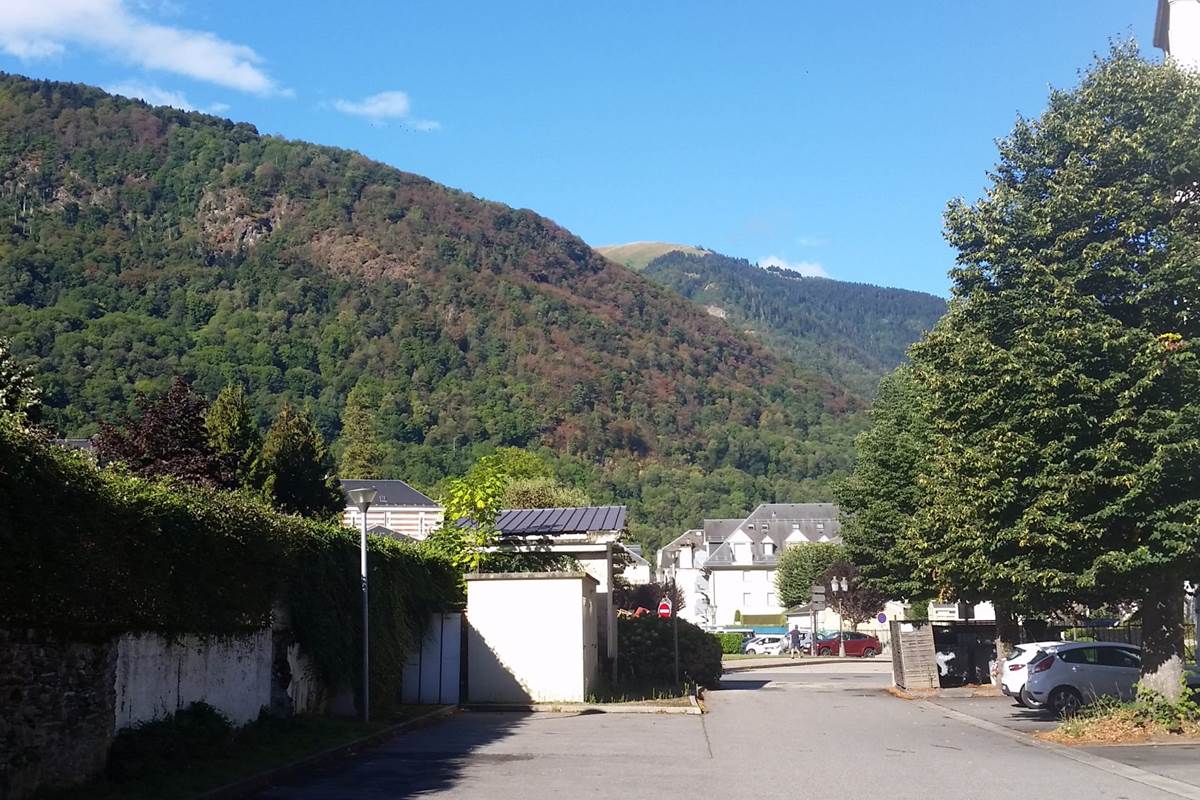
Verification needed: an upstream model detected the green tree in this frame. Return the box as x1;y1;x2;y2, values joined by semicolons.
0;338;40;422
821;560;886;626
205;384;261;489
501;476;590;509
775;541;846;608
424;459;508;572
837;366;933;602
916;46;1200;696
339;382;386;479
257;404;343;518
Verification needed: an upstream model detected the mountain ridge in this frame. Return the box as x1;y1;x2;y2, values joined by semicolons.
0;73;865;549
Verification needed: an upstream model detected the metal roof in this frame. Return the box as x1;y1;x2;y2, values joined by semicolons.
340;479;439;508
495;506;626;536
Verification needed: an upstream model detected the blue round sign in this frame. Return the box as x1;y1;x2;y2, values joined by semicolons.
877;613;887;623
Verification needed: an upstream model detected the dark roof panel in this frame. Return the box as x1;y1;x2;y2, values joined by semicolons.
495;505;627;536
340;479;438;508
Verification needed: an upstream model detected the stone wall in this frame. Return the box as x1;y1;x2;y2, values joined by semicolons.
0;628;117;800
0;624;332;800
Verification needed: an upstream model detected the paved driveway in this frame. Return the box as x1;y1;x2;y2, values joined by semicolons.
258;661;1191;799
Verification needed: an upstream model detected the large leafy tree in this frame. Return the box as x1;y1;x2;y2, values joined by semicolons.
914;47;1200;696
256;404;343;518
95;378;229;487
205;384;261;489
0;338;40;422
837;366;933;602
775;541;846;608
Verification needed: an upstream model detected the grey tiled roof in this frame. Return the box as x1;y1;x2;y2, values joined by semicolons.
495;506;627;535
341;479;438;508
669;503;842;568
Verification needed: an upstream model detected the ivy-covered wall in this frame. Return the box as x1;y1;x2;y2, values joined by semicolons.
0;415;461;711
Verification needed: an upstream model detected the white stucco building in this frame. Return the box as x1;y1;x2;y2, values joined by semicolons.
340;479;443;540
1156;0;1200;70
657;503;842;627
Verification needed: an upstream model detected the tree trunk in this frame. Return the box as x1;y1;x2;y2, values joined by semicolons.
1140;578;1186;703
992;601;1020;685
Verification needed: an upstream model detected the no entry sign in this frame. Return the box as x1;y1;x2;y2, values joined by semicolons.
658;598;672;618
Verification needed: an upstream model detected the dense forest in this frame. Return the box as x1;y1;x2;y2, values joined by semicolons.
639;250;946;397
0;74;877;550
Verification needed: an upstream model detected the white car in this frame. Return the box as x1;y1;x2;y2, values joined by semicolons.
1025;642;1143;716
1001;641;1064;707
743;635;785;655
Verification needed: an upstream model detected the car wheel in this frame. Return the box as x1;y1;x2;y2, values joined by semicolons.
862;647;877;659
1049;686;1083;718
818;647;832;656
746;648;759;655
1019;685;1040;708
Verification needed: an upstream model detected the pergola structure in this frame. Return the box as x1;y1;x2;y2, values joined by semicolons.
483;505;627;669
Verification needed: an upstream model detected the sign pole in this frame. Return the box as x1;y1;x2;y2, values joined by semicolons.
673;606;680;688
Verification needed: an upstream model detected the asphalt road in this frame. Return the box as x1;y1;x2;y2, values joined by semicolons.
257;661;1194;799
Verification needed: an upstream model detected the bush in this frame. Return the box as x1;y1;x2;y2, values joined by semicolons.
715;632;744;654
0;417;461;715
106;702;233;781
617;615;723;690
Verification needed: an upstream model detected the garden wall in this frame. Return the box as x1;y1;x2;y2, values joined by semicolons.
0;624;328;800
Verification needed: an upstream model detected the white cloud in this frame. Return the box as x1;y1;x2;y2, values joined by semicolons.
0;0;282;95
759;255;829;278
334;90;439;131
794;235;829;247
106;79;193;110
334;91;411;119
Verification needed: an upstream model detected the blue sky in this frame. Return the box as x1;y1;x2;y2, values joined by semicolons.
0;1;1160;296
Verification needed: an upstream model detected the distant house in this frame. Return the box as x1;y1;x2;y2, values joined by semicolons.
1156;0;1200;70
617;543;652;585
340;479;443;540
657;503;842;627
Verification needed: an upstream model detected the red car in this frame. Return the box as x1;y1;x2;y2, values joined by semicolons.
814;632;882;658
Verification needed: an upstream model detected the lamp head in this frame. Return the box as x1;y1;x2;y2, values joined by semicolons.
348;486;378;513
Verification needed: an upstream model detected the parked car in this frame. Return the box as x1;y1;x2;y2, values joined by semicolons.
743;635;785;655
814;631;882;658
1000;641;1063;707
1025;642;1143;716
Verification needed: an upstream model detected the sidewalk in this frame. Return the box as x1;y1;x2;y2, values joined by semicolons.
721;655;887;672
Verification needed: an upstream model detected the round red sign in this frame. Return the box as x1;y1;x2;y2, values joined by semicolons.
658;598;672;618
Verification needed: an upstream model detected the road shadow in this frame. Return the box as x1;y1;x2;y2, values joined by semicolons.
256;710;532;799
715;679;770;691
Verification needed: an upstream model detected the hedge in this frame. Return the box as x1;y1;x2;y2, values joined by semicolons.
617;615;723;689
714;632;744;655
0;416;460;714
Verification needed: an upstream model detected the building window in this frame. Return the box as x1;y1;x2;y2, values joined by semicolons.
734;543;750;562
768;592;777;607
816;522;825;531
743;593;753;607
763;541;775;556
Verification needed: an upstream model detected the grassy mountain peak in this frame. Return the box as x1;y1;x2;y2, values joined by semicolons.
595;241;709;271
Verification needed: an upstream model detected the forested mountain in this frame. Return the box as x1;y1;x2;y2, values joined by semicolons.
0;74;865;550
635;250;946;397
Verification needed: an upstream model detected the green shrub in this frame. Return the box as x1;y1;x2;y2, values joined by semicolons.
617;615;723;690
715;632;744;655
0;416;460;715
106;702;233;781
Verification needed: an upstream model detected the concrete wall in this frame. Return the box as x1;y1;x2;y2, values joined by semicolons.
466;573;598;703
114;630;274;730
0;629;117;800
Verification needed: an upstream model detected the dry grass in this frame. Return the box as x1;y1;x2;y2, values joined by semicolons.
1039;705;1200;746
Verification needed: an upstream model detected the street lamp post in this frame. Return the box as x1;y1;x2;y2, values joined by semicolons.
829;576;849;657
347;486;378;722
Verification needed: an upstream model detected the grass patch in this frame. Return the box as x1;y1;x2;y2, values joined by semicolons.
40;703;408;800
587;677;696;704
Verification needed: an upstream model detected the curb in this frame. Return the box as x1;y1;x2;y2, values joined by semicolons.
196;705;458;800
721;657;884;674
462;701;700;715
922;700;1200;800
